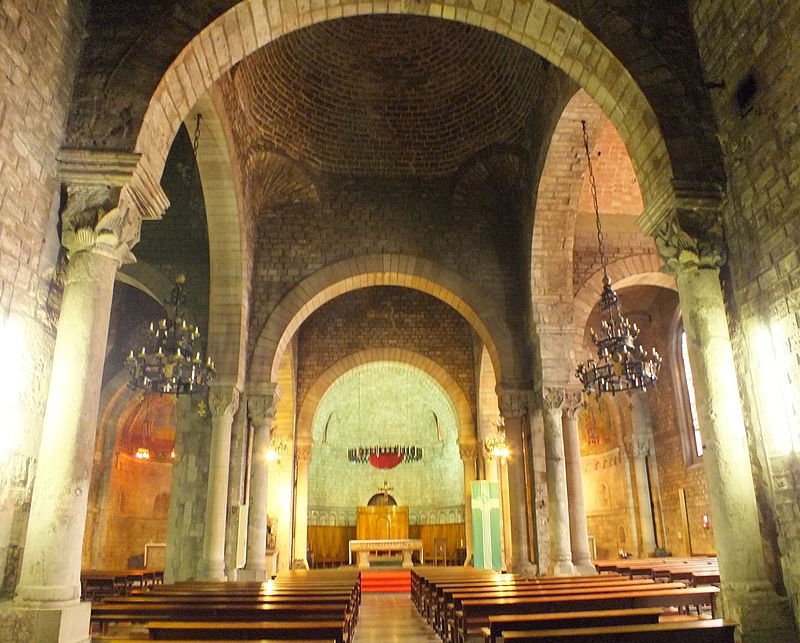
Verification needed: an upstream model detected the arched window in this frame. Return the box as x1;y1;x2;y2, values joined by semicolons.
676;326;703;462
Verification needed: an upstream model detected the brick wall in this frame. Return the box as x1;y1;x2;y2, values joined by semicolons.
692;0;800;619
296;287;476;414
0;0;86;599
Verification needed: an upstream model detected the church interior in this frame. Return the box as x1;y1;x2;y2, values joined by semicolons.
0;1;799;641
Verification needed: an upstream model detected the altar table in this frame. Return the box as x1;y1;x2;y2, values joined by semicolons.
348;539;424;568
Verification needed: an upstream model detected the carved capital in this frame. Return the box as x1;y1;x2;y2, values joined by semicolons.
60;183;139;264
541;386;565;412
496;385;529;419
458;439;479;461
296;441;313;464
625;434;651;459
248;383;282;427
562;390;584;419
655;216;726;276
208;386;240;419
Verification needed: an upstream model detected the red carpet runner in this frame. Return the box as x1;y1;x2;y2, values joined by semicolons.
360;570;411;593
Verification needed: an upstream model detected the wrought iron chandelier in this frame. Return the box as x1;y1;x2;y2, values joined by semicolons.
125;274;215;395
484;417;509;460
347;445;423;466
575;120;662;396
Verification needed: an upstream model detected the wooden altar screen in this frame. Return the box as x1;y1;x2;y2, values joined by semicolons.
356;506;409;540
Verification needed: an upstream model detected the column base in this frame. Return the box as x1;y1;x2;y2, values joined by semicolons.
237;567;267;581
719;583;799;643
510;561;537;578
0;601;91;643
552;559;576;576
198;559;227;581
572;557;597;575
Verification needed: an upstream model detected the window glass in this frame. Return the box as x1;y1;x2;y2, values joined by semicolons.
680;330;703;457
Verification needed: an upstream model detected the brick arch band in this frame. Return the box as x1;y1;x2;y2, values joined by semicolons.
248;254;519;385
572;255;676;357
121;0;685;228
295;348;475;444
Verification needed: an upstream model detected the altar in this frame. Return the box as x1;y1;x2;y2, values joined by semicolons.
348;538;424;568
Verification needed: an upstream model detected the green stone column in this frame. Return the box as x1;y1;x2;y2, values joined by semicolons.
656;216;797;642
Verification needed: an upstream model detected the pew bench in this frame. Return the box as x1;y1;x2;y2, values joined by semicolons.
480;608;663;643
145;619;348;641
455;586;719;643
499;619;735;642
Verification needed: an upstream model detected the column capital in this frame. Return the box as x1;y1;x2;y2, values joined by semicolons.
654;216;727;277
541;386;566;412
625;434;651;459
60;183;139;265
563;390;584;418
496;385;529;419
247;383;282;426
208;386;240;419
458;438;479;461
296;440;313;464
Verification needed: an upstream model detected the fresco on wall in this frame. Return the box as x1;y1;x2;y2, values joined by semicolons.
579;396;619;455
307;361;464;524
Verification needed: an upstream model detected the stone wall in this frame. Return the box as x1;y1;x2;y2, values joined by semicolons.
692;0;800;619
0;0;86;599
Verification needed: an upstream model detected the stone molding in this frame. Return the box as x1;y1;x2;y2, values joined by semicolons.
208;386;241;419
638;179;724;236
541;386;566;411
496;385;529;418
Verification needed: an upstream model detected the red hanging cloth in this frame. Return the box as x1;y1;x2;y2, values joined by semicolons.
369;452;404;469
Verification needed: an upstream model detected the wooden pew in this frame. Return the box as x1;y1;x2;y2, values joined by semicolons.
499;619;735;642
145;619;347;641
481;608;662;643
455;586;719;643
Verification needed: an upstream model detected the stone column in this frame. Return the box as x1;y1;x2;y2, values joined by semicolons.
562;391;595;574
200;386;240;580
655;215;797;641
293;441;312;565
542;387;575;575
10;162;150;641
459;439;479;564
628;392;657;557
497;387;536;577
239;384;281;581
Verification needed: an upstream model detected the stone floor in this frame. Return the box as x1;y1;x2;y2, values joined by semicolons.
352;592;441;642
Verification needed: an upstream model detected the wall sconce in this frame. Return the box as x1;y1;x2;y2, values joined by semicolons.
702;513;710;530
135;447;151;460
484;417;509;461
267;438;288;463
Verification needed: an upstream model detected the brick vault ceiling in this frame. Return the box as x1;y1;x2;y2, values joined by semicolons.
233;15;551;177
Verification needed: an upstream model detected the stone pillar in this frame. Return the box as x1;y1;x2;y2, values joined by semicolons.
8;161;151;641
239;385;281;581
293;441;312;565
542;387;575;575
655;215;797;641
562;391;595;574
497;387;536;577
628;392;657;557
200;386;240;580
459;439;479;563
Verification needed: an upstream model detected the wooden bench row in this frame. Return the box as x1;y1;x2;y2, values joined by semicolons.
412;567;733;643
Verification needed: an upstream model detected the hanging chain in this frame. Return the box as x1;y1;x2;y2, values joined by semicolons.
192;113;203;157
582;120;609;280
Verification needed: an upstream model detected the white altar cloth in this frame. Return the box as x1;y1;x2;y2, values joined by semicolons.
348;538;424;568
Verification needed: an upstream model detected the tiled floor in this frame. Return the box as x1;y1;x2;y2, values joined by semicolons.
352;592;441;642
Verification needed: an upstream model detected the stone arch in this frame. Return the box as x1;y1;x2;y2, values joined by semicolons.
185;94;248;390
114;1;722;231
572;256;676;358
249;254;518;385
296;348;475;445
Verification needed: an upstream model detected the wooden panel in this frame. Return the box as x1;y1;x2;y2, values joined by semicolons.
410;523;465;563
307;526;355;565
356;506;409;540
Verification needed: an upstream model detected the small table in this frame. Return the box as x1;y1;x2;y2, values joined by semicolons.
348;539;424;568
